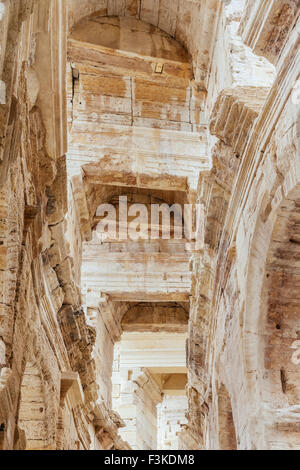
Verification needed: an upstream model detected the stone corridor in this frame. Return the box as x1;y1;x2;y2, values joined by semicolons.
0;0;299;450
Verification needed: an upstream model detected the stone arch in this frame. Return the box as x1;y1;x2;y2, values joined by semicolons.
89;188;188;242
14;329;61;451
70;15;190;63
217;383;237;450
243;159;300;447
121;302;189;332
17;362;50;450
258;186;300;449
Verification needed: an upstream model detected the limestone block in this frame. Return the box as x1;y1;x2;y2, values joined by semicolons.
112;384;120;399
60;371;85;408
70;16;189;63
122;304;188;333
26;68;39;110
239;0;300;65
210;86;270;156
0;0;298;453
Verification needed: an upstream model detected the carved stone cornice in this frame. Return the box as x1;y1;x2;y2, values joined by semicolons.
210;87;270;157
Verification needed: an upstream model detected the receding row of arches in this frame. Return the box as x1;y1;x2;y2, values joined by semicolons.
1;0;298;451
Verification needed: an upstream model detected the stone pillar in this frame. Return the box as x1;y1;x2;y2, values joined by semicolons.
157;395;188;450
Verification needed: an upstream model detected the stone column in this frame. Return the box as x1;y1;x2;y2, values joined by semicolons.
157;395;188;450
113;361;162;450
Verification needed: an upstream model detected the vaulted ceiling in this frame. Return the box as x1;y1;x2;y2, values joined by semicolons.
68;0;222;88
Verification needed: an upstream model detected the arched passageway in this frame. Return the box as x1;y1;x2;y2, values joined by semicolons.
218;384;237;450
0;0;299;451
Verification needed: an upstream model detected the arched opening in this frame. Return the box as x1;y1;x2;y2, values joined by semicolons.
260;186;300;449
244;182;300;450
92;191;187;242
70;16;190;63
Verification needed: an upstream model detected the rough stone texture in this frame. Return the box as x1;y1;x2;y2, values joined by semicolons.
112;332;188;449
0;0;299;451
68;0;222;88
183;0;300;451
239;0;300;65
157;395;188;450
0;0;124;450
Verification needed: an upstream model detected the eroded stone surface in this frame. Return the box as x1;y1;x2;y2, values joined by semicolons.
0;0;299;451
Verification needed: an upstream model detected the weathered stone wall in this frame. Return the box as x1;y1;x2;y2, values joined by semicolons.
0;0;299;451
112;331;188;449
157;395;188;450
182;0;300;451
0;0;113;450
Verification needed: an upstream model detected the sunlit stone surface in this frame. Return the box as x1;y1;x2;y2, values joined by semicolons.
0;0;299;450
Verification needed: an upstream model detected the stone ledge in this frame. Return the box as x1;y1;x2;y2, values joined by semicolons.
210;86;270;156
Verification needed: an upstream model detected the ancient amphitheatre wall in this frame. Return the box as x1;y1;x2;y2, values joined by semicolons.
183;0;300;451
0;0;299;450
